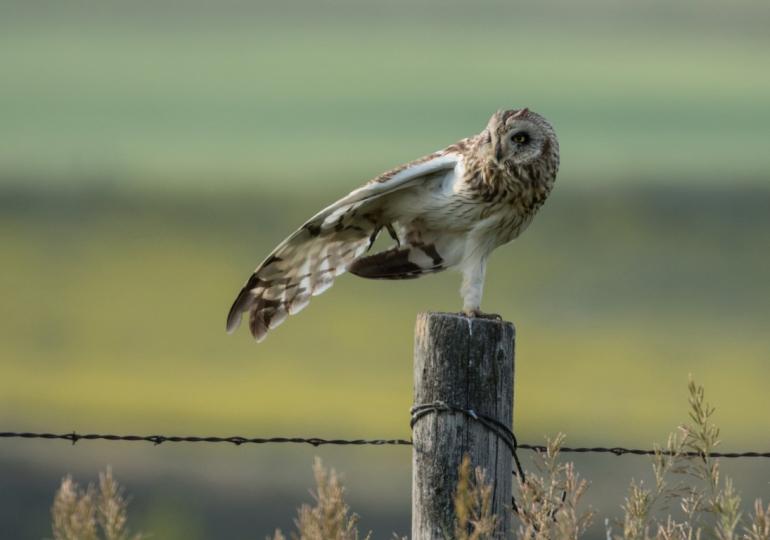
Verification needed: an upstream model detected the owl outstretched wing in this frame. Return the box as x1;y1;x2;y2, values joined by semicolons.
226;153;460;341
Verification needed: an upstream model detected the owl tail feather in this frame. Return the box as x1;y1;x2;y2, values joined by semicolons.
349;244;445;280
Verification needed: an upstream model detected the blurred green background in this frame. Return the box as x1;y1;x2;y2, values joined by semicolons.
1;0;769;538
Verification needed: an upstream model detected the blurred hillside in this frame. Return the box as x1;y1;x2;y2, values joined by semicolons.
1;0;769;538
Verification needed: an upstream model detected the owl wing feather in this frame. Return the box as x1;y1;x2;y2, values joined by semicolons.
226;153;460;341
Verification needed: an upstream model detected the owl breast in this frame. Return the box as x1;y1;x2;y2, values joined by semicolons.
491;170;555;244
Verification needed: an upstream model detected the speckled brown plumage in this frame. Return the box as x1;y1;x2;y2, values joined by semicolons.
227;108;560;342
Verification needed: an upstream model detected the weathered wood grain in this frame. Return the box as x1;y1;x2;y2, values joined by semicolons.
412;312;515;539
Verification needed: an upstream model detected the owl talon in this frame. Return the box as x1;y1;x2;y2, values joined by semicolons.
386;223;401;246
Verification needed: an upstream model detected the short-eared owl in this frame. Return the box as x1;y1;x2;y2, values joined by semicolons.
227;108;559;341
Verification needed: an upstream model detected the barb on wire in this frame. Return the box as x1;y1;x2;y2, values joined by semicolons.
1;431;769;459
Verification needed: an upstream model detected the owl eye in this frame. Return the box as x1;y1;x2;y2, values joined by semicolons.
511;132;530;144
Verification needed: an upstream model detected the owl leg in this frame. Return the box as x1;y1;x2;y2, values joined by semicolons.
460;256;487;315
460;256;502;320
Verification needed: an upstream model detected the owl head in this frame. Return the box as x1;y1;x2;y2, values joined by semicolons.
485;108;559;170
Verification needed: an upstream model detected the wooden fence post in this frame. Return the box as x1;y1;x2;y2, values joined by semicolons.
411;311;515;539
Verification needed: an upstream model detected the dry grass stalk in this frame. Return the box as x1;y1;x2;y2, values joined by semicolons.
270;457;370;540
51;476;98;540
51;468;143;540
453;454;500;540
514;433;593;540
612;378;769;540
744;500;770;540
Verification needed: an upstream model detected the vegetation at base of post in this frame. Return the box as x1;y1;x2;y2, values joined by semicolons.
48;379;770;539
453;455;499;540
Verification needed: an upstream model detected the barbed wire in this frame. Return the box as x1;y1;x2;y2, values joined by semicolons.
0;432;411;446
7;407;765;528
518;444;770;458
2;430;769;458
